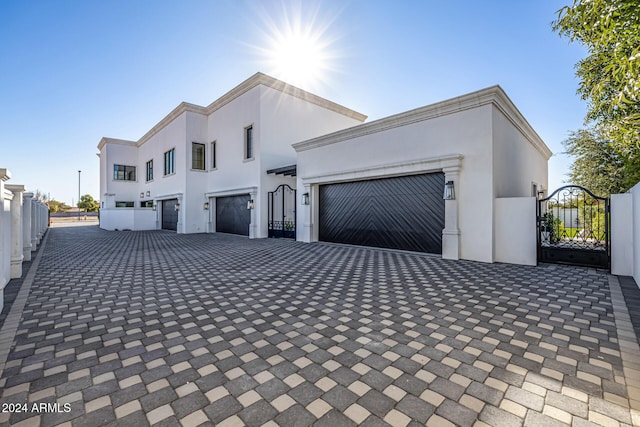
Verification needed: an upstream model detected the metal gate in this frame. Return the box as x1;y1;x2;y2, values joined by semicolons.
537;185;609;269
268;184;296;238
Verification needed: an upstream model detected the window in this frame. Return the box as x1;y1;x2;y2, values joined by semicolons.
115;201;135;208
146;160;153;182
140;200;154;208
245;126;253;160
164;148;175;175
211;141;217;169
192;142;205;170
113;164;136;181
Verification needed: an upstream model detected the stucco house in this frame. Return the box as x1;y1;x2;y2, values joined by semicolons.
98;72;366;237
99;73;552;265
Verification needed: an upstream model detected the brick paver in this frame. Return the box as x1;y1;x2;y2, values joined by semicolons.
1;224;639;426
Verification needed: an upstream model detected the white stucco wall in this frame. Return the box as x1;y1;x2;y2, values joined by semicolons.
633;183;640;285
494;197;537;266
611;193;633;276
492;105;549;198
295;104;494;263
99;73;366;236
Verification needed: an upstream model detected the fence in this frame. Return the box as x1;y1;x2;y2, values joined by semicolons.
0;168;49;312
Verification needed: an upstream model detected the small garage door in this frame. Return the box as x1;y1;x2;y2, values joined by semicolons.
319;173;445;253
216;194;251;236
162;199;179;231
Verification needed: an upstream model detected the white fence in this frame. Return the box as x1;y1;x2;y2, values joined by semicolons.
0;168;49;312
611;182;640;284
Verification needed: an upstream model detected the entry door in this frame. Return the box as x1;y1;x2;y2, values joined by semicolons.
319;173;445;253
216;194;251;236
162;199;178;231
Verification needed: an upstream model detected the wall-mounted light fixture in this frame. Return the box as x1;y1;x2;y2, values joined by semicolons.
302;192;310;205
247;199;254;210
443;181;455;200
175;203;180;211
203;202;209;210
152;203;157;211
146;191;150;197
140;192;144;198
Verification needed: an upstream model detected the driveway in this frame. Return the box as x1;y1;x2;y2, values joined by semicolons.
1;225;639;426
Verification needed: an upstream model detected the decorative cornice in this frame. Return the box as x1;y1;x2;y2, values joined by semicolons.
301;154;463;185
100;72;367;151
6;184;25;193
206;72;367;122
98;137;137;150
0;168;11;182
205;186;258;198
293;86;552;160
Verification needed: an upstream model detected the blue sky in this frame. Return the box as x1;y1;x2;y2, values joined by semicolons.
0;0;587;205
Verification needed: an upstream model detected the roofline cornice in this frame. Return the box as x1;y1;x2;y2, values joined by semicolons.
100;72;367;150
293;85;552;160
98;137;137;150
205;72;367;122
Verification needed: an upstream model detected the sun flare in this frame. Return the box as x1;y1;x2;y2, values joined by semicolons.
251;2;340;90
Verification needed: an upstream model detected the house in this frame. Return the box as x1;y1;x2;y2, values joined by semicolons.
294;85;551;264
98;73;366;236
99;73;552;265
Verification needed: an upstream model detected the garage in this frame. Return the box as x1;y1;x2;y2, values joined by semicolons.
319;173;445;253
216;194;251;236
162;198;179;231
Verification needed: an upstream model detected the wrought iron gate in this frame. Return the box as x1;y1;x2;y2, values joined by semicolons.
537;185;609;269
268;184;296;239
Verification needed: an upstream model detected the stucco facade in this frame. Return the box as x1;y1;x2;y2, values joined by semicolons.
98;73;366;236
99;75;551;265
293;86;551;264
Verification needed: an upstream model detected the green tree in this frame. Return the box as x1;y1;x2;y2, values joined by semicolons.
78;194;99;212
48;200;71;213
563;127;629;195
553;0;640;148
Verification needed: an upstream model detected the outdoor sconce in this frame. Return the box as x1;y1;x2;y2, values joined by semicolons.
443;181;455;200
146;191;150;197
175;203;180;211
203;202;209;210
140;192;144;198
247;199;255;210
152;203;157;211
302;192;310;205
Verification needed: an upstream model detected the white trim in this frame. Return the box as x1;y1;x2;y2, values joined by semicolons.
205;187;258;198
292;85;552;160
301;154;463;186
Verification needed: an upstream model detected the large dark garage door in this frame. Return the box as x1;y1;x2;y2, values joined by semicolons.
162;199;178;231
216;194;251;236
319;173;445;253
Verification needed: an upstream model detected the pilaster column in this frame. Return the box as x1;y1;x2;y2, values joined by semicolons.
0;168;12;312
442;166;461;260
22;192;33;261
299;183;312;243
248;190;257;239
30;198;38;251
6;185;24;279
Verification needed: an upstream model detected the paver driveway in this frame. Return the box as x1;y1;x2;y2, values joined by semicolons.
1;224;639;426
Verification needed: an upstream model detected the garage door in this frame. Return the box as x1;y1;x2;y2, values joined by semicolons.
162;198;179;231
216;194;251;236
319;173;445;253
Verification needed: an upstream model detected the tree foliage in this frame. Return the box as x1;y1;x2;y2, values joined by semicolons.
553;0;640;148
563;126;640;195
78;194;99;212
48;200;71;213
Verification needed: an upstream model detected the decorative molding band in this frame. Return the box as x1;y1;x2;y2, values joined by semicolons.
0;168;11;182
205;186;258;198
97;137;137;150
100;72;366;151
293;86;552;160
302;154;463;186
